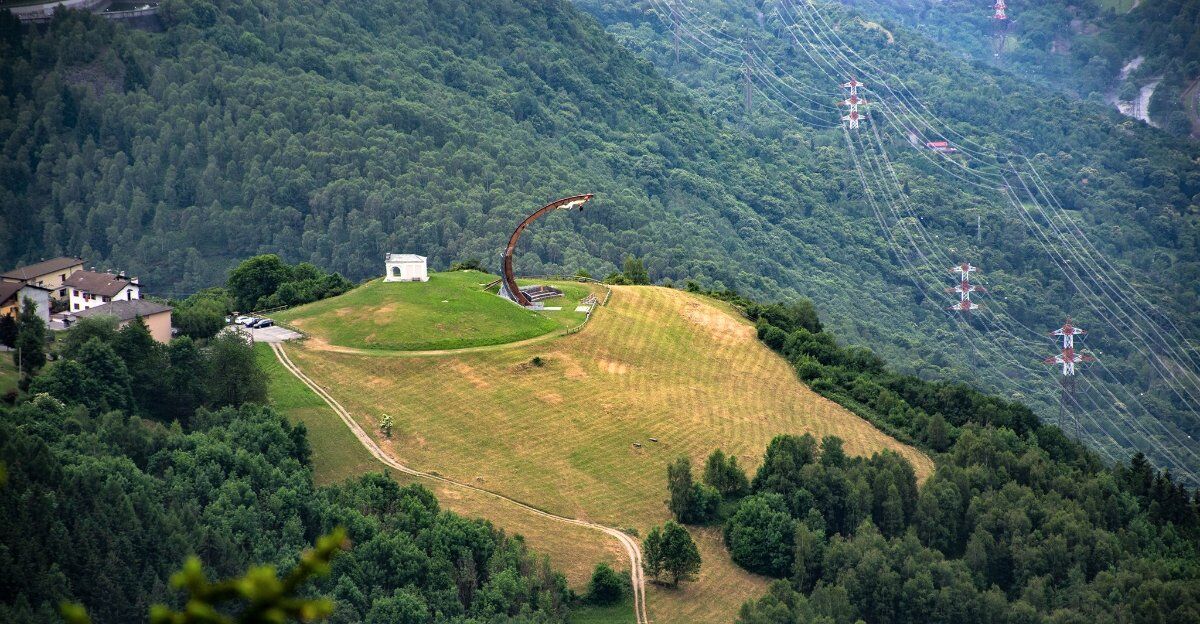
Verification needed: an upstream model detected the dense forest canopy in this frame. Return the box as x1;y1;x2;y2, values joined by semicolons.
1;0;1198;480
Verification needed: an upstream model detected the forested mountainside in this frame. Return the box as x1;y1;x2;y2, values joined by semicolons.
842;0;1200;138
0;324;572;623
573;1;1200;480
2;0;1199;479
0;0;824;299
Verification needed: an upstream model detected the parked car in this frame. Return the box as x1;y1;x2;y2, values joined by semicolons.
257;319;274;328
232;315;253;325
244;317;262;327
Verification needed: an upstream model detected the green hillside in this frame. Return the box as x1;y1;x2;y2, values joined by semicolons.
0;0;817;298
573;0;1200;481
1;0;1198;479
274;271;595;351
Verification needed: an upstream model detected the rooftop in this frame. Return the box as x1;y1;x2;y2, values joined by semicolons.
0;282;22;304
386;254;426;263
63;270;138;297
1;256;84;281
71;300;171;322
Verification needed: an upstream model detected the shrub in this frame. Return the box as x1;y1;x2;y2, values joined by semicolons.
585;563;626;605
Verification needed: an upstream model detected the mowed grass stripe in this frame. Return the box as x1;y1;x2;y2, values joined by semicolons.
258;344;635;594
286;284;933;624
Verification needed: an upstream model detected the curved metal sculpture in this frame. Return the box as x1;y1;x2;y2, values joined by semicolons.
499;193;594;306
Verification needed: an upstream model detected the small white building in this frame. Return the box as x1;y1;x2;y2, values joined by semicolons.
384;254;429;282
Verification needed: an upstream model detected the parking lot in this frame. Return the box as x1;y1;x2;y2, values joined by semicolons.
221;323;303;343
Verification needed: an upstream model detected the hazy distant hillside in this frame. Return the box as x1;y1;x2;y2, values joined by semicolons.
842;0;1200;138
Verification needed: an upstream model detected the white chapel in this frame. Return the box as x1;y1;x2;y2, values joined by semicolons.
384;254;429;282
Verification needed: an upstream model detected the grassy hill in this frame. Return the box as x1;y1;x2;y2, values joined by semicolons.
6;0;1200;478
256;343;630;607
274;284;933;624
274;271;597;351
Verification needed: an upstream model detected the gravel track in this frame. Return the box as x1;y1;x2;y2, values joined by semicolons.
270;342;649;623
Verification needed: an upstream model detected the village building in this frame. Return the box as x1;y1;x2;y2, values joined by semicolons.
384;254;429;282
68;300;173;343
63;270;141;312
0;282;53;324
1;256;85;299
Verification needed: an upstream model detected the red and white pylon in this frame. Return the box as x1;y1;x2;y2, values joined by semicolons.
1045;318;1095;376
992;0;1010;57
992;0;1008;21
947;262;985;313
839;78;868;129
1044;317;1096;437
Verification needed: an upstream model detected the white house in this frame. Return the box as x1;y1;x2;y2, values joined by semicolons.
384;254;428;282
63;270;141;312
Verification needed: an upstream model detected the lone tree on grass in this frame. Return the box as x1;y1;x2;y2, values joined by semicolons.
642;521;701;587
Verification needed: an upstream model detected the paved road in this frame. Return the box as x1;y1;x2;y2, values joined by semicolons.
270;343;648;624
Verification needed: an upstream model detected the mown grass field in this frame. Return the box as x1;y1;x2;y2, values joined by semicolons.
274;271;595;352
256;343;627;593
283;285;934;624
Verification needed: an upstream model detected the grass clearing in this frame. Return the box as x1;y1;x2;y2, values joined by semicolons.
258;344;381;485
645;527;770;624
275;271;596;351
258;343;627;590
570;596;636;624
284;285;933;623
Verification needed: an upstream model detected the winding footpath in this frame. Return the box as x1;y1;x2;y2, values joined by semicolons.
270;342;649;624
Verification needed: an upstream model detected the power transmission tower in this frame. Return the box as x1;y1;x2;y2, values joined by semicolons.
839;78;868;129
947;262;986;367
1044;318;1096;438
947;262;985;318
992;0;1010;58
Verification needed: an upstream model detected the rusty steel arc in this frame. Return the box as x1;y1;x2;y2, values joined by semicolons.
500;194;594;306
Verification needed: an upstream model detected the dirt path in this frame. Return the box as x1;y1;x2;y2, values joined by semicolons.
270;342;649;624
